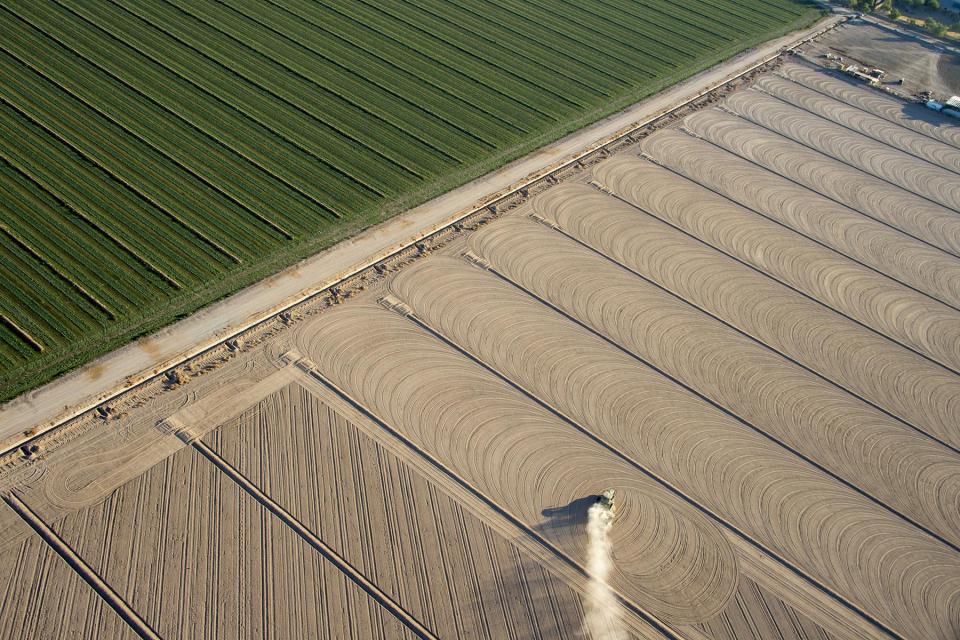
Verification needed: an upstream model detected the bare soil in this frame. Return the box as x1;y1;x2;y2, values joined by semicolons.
0;44;957;640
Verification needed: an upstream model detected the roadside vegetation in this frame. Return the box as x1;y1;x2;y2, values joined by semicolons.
852;0;960;38
0;0;819;401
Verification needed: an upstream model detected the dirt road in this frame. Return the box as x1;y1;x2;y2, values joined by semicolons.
0;14;843;448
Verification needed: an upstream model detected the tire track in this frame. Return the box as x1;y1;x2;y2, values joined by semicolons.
639;128;960;310
466;217;960;546
285;347;685;640
754;74;960;174
191;439;439;640
339;294;898;639
290;303;735;631
292;367;655;640
534;183;960;453
599;154;960;374
3;492;162;640
724;89;960;212
777;63;960;150
387;254;959;640
683;108;960;257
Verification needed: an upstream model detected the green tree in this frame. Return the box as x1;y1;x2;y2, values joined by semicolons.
929;0;940;10
890;6;902;17
927;17;948;35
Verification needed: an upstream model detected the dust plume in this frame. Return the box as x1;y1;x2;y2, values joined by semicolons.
583;501;627;640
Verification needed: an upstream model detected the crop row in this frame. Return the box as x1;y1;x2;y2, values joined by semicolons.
101;0;453;180
553;0;733;49
0;101;211;287
0;161;169;315
377;0;616;104
465;0;664;82
0;226;108;349
163;0;495;162
360;0;614;111
0;54;261;263
413;0;627;93
474;0;681;73
382;2;688;93
1;223;113;319
223;0;518;147
595;0;745;43
389;0;641;83
434;0;627;91
15;2;379;210
0;93;234;279
699;0;800;32
0;13;326;238
53;0;401;199
445;0;726;74
486;0;701;64
240;0;542;136
321;0;573;121
0;314;39;367
0;0;817;397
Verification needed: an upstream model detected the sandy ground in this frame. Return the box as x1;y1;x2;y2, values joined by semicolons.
0;14;845;451
810;18;960;97
0;55;956;639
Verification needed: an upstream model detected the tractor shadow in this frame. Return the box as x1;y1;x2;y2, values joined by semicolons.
535;495;598;535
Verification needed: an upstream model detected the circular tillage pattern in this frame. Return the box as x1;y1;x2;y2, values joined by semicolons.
641;128;960;309
388;254;960;640
603;153;960;373
293;304;739;624
778;63;960;150
725;89;960;212
535;182;960;451
755;74;960;174
468;216;960;547
683;108;960;257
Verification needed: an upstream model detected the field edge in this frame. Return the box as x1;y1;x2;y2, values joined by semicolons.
0;4;823;404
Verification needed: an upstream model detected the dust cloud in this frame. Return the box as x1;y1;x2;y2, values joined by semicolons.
583;501;626;640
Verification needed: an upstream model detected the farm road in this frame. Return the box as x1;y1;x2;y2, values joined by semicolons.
0;14;843;448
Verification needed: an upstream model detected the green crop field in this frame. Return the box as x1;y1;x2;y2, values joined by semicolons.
0;0;818;401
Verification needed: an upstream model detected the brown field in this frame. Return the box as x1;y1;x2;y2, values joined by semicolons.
0;60;958;640
810;19;960;100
